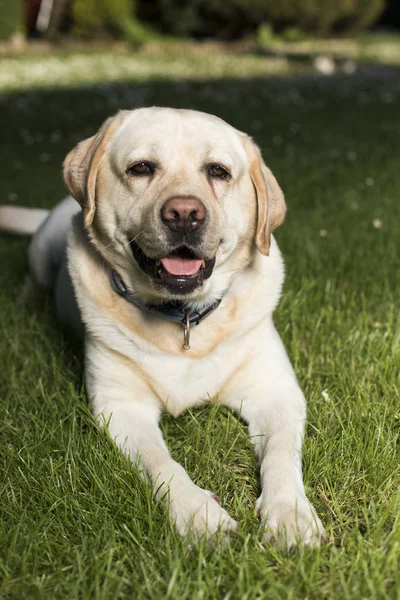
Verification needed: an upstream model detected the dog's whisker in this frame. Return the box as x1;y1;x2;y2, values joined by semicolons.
126;230;144;247
101;238;120;251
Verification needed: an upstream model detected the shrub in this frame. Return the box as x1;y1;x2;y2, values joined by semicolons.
72;0;154;42
71;0;386;41
139;0;385;39
260;0;386;36
151;0;242;39
281;26;307;42
0;0;22;40
256;22;278;46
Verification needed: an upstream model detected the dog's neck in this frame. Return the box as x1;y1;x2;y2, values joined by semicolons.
110;270;223;350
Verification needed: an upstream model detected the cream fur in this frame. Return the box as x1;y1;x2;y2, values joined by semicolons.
24;108;325;547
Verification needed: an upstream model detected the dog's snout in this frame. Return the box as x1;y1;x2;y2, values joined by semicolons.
161;197;206;233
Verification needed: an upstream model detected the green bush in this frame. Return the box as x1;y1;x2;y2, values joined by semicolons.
71;0;386;40
260;0;385;36
148;0;272;38
256;22;278;46
72;0;154;42
281;26;307;42
139;0;385;39
0;0;22;40
152;0;240;39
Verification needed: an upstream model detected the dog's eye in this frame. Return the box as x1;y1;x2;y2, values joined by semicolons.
208;164;231;180
126;162;154;176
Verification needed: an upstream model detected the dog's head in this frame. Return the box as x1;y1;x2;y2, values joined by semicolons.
64;107;286;305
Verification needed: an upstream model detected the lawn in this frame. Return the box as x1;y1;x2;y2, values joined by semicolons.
0;51;399;599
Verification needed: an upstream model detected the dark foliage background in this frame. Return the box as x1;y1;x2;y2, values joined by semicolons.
13;0;395;42
138;0;386;39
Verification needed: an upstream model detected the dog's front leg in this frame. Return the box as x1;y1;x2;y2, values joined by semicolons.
241;388;325;548
225;329;326;548
85;343;237;542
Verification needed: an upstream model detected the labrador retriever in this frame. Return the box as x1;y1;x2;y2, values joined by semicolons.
0;107;325;547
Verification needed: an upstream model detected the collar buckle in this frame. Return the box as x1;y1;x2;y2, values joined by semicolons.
183;309;191;350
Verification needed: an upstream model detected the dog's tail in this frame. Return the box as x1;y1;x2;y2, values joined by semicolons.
0;206;50;236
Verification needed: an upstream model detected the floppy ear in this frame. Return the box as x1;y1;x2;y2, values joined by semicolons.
243;137;286;255
63;111;127;228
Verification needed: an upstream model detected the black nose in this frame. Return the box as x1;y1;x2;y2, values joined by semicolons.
161;197;206;233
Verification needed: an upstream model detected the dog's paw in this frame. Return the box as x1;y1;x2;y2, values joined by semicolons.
256;493;326;549
168;484;237;543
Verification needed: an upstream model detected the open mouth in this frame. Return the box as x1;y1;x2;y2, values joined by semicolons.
130;241;216;293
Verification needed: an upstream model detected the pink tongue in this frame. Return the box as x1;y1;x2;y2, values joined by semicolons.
161;257;204;276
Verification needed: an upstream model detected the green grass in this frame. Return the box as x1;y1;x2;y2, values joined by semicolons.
0;49;294;92
256;31;400;66
0;52;400;599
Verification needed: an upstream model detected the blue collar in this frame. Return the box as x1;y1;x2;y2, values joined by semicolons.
111;270;222;349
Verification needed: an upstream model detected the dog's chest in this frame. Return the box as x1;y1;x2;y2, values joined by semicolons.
105;321;236;416
136;347;227;416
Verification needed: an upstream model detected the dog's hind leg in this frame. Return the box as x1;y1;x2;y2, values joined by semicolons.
28;196;80;290
27;196;83;336
1;196;83;335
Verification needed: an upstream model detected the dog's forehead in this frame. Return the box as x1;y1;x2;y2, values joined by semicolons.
112;108;247;163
